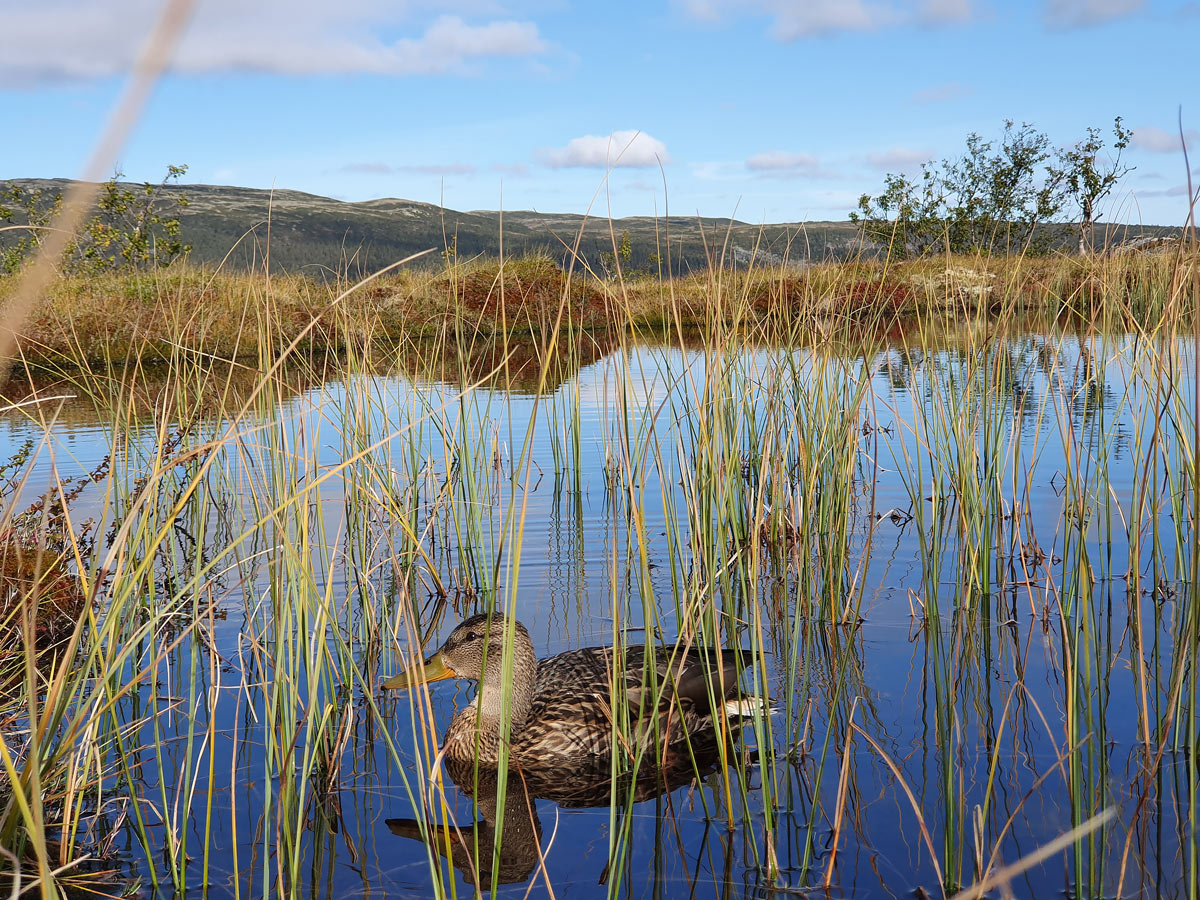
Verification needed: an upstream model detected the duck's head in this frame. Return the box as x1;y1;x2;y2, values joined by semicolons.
382;613;537;706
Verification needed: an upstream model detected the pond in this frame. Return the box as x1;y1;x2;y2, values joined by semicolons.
1;320;1196;899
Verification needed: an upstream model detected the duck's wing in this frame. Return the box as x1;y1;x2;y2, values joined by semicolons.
519;644;752;761
518;647;619;760
634;644;751;710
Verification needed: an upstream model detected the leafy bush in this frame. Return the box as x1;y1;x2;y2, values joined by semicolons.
0;183;62;274
0;164;191;275
851;119;1134;257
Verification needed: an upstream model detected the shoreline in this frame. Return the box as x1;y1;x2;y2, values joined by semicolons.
0;248;1192;370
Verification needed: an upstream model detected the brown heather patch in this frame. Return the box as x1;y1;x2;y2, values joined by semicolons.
747;272;918;317
842;278;919;314
438;257;609;331
747;275;808;314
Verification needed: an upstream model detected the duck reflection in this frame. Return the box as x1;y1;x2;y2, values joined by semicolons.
386;733;741;888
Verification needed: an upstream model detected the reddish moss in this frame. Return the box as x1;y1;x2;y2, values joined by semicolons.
747;274;917;317
0;544;86;677
440;258;608;329
747;276;809;314
838;278;918;314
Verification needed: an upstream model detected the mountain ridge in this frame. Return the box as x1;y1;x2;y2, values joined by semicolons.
2;178;1184;275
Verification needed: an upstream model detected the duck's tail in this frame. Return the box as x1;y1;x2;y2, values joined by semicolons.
722;695;776;719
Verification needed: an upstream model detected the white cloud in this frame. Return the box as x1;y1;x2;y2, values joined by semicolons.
0;2;548;85
746;151;820;171
394;16;544;72
911;81;974;102
770;1;882;38
539;131;671;168
1131;126;1200;153
676;0;723;22
868;147;934;170
743;151;843;180
1045;0;1145;27
673;0;974;39
627;179;660;193
402;162;476;175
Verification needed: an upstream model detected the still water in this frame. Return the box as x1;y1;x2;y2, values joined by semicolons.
2;325;1196;899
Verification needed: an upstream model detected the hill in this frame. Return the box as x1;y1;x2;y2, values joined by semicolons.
1;178;1186;276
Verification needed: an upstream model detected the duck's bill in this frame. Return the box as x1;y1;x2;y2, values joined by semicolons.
382;652;456;690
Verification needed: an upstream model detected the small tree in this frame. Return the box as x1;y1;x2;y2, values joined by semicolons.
852;120;1077;257
850;169;945;258
938;121;1061;254
70;164;191;272
0;183;64;274
0;165;191;275
600;229;633;278
1051;117;1133;254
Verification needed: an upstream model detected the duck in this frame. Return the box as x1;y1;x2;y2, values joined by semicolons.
381;612;760;769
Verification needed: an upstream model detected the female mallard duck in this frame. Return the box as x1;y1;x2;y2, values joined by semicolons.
382;613;758;768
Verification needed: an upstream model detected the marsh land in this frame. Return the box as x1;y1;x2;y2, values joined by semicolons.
0;228;1196;900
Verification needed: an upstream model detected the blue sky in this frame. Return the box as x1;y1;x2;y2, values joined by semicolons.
2;0;1197;224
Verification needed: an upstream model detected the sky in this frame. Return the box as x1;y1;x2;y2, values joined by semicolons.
2;0;1198;225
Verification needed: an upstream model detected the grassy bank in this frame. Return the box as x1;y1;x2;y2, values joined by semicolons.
0;246;1194;369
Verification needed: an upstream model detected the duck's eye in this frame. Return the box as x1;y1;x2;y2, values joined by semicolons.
465;630;479;642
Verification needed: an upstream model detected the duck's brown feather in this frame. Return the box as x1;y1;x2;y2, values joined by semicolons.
386;614;754;769
446;641;749;767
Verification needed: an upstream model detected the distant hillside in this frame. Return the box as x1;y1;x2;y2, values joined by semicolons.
1;178;1186;276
